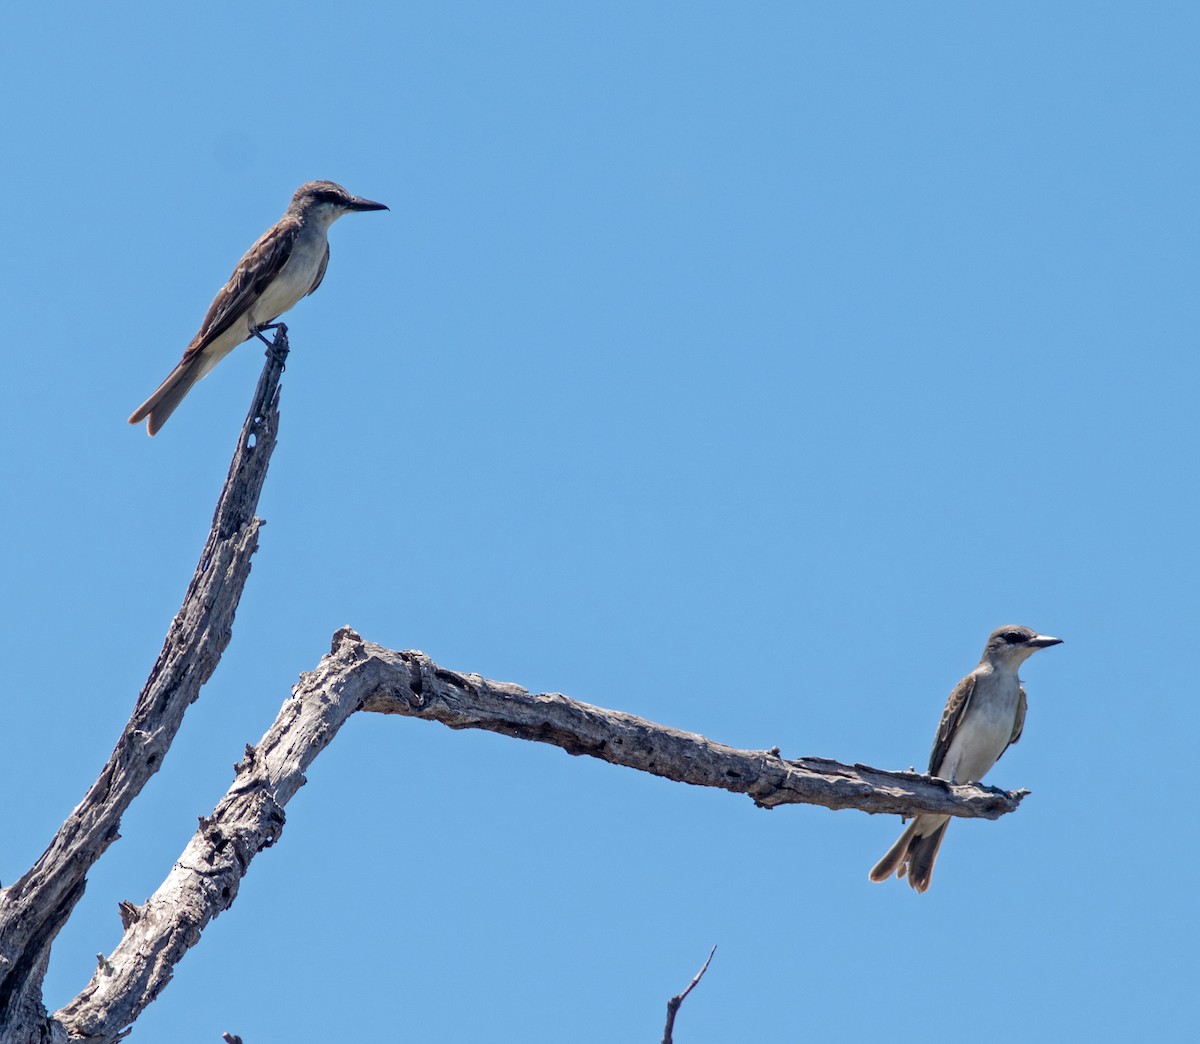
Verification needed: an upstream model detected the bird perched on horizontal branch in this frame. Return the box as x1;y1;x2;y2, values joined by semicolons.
129;180;388;435
869;625;1062;892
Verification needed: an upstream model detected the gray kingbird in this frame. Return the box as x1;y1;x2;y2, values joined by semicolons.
129;180;388;435
869;624;1062;892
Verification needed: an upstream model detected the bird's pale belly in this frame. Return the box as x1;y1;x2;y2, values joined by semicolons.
248;244;324;326
942;693;1020;783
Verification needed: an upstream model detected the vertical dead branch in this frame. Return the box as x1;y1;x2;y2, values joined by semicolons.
0;334;288;1042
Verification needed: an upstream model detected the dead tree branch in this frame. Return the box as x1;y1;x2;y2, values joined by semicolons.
53;627;1024;1042
352;640;1026;818
56;623;359;1040
0;326;1028;1042
0;335;288;1042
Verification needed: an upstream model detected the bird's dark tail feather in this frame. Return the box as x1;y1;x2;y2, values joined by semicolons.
869;820;919;884
868;817;950;893
128;356;205;436
904;821;949;893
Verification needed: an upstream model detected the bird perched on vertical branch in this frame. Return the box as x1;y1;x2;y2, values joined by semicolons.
129;180;388;435
869;625;1062;892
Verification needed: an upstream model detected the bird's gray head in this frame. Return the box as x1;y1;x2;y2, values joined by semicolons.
982;625;1063;667
288;181;389;224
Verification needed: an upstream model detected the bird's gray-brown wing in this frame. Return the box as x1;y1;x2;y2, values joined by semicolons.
181;217;300;363
927;672;977;776
994;684;1028;763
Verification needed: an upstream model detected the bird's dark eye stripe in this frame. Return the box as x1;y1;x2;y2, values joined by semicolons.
1003;631;1025;643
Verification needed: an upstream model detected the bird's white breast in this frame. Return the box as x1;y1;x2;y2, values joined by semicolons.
942;670;1022;783
248;231;327;327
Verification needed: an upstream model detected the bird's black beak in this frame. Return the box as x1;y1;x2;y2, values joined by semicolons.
348;196;389;212
1030;634;1063;648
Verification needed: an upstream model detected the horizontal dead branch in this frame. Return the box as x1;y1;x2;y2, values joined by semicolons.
53;627;1024;1041
353;636;1025;820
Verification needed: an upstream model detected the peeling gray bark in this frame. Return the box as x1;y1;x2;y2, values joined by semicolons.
54;627;1025;1042
0;337;288;1044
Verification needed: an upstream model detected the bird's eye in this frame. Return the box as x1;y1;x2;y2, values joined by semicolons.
1003;631;1025;644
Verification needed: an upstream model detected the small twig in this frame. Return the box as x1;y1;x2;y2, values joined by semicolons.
117;902;141;929
662;945;717;1044
222;1033;243;1044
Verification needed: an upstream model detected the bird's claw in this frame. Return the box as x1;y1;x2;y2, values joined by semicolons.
252;323;289;366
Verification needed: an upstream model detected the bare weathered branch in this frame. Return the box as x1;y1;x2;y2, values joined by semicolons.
54;627;1025;1041
56;624;370;1040
663;945;717;1044
354;641;1026;819
0;336;287;1041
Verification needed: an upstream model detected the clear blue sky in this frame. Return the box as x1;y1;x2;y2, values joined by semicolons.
2;3;1195;1040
